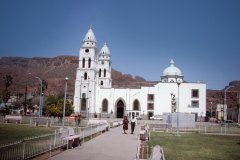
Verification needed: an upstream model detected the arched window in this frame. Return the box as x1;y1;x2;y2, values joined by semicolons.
100;81;103;86
133;99;140;110
99;69;101;77
88;58;91;68
102;99;108;112
84;72;87;80
82;58;85;68
104;69;106;77
81;98;86;111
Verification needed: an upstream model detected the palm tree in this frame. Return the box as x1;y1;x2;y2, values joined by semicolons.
3;74;13;90
2;74;13;103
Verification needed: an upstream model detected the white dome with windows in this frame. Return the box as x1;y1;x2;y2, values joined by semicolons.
83;27;97;42
163;60;182;76
100;43;110;55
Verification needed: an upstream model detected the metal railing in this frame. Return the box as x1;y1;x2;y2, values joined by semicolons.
0;123;109;160
0;130;68;160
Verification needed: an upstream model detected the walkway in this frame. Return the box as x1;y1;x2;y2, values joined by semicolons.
50;125;140;160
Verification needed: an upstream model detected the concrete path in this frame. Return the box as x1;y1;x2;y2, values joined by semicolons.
50;125;140;160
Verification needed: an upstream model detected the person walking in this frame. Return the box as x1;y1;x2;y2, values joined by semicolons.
77;113;82;126
123;116;129;134
130;114;137;134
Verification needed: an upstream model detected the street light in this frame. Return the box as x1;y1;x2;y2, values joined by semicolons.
35;77;43;117
79;76;83;114
210;102;213;118
62;77;69;127
41;93;44;116
176;79;181;136
223;85;234;121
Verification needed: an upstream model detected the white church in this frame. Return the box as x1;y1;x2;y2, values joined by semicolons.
73;28;206;121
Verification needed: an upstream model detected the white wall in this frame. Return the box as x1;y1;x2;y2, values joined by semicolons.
93;82;206;118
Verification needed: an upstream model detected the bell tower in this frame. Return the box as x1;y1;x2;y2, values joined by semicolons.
98;43;112;88
74;27;98;116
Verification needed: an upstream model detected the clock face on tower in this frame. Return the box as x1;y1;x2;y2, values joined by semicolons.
85;49;89;53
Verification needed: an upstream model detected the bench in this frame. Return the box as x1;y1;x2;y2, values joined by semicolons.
149;145;165;160
4;115;22;124
110;120;122;128
87;119;110;131
33;117;51;127
60;127;81;149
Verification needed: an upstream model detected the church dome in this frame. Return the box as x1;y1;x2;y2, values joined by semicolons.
163;60;182;76
83;27;97;42
100;43;110;55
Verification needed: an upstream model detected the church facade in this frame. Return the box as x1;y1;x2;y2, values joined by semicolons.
73;28;206;121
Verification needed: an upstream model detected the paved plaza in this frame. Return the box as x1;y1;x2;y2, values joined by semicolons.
50;125;140;160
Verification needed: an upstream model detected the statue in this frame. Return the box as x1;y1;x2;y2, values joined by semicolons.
171;93;176;113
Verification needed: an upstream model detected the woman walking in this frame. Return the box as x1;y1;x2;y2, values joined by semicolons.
123;116;129;134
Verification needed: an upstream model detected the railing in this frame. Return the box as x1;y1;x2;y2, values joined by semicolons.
0;123;109;160
136;141;151;159
0;131;68;160
145;122;240;135
136;143;165;160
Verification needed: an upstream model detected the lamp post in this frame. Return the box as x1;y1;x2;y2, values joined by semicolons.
35;77;42;117
41;93;44;116
224;86;233;122
237;92;240;124
62;77;69;127
99;108;102;120
176;79;181;136
210;102;213;118
79;76;83;114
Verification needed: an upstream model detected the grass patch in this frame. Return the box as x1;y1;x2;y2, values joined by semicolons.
0;123;55;144
149;132;240;160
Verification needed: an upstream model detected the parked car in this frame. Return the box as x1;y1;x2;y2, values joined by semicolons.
236;123;240;128
220;120;238;127
136;116;142;120
150;115;163;120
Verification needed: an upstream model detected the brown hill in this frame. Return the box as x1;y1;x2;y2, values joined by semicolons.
0;56;149;98
1;56;239;117
206;83;240;120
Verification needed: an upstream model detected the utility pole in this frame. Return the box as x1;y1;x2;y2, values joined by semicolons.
238;92;240;124
24;85;27;115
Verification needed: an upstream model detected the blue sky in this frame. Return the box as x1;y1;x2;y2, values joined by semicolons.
0;0;240;90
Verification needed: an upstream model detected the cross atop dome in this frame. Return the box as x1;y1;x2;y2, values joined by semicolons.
163;59;182;76
100;42;110;55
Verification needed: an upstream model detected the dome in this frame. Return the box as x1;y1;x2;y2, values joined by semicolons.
163;60;182;76
100;43;110;55
83;27;97;42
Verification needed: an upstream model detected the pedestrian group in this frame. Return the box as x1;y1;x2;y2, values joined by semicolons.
123;113;137;134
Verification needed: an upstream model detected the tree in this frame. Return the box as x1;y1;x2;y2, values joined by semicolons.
2;74;13;103
3;74;13;90
37;79;48;94
0;107;10;116
2;90;11;103
46;98;73;118
46;96;58;106
42;79;48;93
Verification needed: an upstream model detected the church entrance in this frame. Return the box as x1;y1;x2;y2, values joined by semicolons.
116;100;125;118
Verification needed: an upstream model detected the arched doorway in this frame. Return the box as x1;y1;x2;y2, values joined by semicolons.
116;100;125;118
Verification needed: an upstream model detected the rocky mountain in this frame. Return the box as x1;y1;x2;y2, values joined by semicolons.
0;56;150;98
0;56;239;115
206;83;240;115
